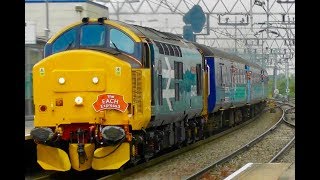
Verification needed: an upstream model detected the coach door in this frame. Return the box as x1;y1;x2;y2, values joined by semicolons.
207;57;216;113
218;61;226;107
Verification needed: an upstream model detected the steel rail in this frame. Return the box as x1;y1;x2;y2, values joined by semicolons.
25;171;55;180
268;136;295;163
185;105;286;180
283;107;295;128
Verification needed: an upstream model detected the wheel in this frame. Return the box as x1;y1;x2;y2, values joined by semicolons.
234;110;242;124
229;110;235;127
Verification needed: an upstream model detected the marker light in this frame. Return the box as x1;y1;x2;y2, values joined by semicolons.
75;96;83;105
58;77;65;84
92;77;99;84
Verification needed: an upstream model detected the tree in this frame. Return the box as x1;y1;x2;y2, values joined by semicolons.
267;73;295;98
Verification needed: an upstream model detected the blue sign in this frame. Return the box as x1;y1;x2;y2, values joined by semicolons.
183;25;195;42
183;5;206;33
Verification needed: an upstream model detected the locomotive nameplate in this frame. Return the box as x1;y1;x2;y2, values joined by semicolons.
93;93;128;112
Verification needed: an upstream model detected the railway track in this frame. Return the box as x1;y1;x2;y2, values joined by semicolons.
185;102;295;180
269;105;295;163
269;136;295;163
283;107;295;127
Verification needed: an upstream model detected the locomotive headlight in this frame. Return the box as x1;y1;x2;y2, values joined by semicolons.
92;77;99;84
75;96;83;105
58;77;65;84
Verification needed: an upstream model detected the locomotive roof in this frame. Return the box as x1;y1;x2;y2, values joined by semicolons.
110;20;264;70
112;20;195;48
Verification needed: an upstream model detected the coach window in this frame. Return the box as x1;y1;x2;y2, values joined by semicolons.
158;75;163;105
253;73;255;83
226;66;230;86
255;73;257;83
80;25;106;47
110;29;134;54
237;70;240;84
242;70;245;83
52;28;77;54
235;69;238;84
175;83;180;101
174;61;183;79
239;71;241;84
219;65;223;85
196;64;202;95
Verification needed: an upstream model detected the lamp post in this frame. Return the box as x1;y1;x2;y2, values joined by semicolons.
75;5;84;20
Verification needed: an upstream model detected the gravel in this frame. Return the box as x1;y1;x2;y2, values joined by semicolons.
278;144;295;163
207;121;295;179
123;108;283;179
285;108;295;125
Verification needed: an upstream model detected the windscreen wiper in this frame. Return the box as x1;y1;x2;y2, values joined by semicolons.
111;41;121;54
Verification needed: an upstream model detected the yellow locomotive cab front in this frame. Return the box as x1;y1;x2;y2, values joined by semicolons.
32;49;133;171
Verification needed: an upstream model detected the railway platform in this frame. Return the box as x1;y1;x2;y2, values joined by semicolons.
225;163;295;180
25;120;34;140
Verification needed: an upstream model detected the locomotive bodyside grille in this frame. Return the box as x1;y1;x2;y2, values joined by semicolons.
132;70;143;113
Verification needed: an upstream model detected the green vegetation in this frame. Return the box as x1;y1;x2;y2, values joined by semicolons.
268;73;295;98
